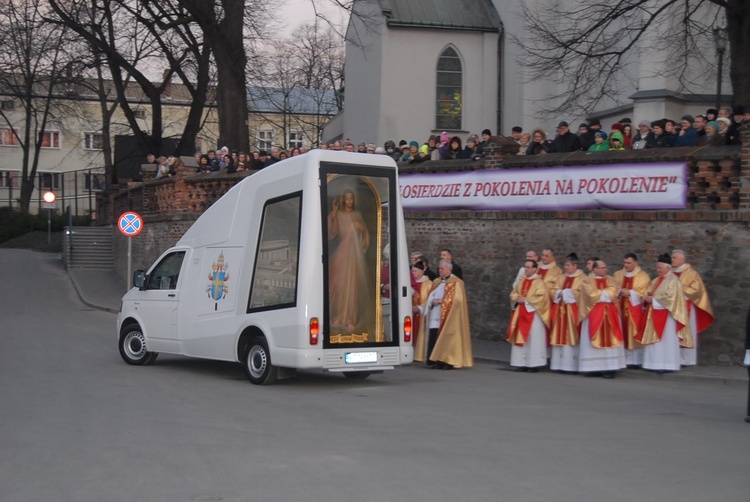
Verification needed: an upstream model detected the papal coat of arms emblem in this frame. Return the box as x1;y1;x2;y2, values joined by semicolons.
207;251;230;301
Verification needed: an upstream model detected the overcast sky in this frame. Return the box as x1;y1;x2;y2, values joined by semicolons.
276;0;347;35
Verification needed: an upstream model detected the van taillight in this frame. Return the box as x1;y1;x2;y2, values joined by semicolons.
404;316;412;343
310;317;319;345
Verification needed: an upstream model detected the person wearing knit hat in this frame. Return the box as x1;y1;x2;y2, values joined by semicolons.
650;120;671;148
675;115;699;147
588;131;609;151
633;120;655;149
697;121;726;147
636;253;690;373
405;141;427;164
716;116;731;139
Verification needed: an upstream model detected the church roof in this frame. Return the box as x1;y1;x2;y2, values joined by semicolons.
379;0;502;33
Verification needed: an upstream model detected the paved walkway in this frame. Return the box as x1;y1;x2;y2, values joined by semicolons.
68;267;748;385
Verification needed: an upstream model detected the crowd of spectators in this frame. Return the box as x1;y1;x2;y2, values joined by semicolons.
147;105;748;177
520;105;749;156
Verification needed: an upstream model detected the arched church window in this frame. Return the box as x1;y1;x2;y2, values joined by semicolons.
436;47;462;130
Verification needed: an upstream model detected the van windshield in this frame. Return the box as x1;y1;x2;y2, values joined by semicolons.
321;164;398;347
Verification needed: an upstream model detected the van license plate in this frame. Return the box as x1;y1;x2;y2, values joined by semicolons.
345;352;378;364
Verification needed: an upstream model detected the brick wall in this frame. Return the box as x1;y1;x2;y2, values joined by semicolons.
104;125;750;365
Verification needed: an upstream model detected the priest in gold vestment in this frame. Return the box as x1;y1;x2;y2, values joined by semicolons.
613;252;651;368
636;254;691;372
578;261;625;378
507;259;551;372
538;247;562;297
415;260;473;369
549;253;585;373
671;250;714;366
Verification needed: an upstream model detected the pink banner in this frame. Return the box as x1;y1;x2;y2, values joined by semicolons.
399;162;687;211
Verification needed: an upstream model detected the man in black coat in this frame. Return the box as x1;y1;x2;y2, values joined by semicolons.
550;121;581;153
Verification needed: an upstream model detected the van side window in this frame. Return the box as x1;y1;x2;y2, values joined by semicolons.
248;194;302;311
147;251;186;290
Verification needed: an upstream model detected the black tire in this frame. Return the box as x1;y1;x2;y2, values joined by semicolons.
119;324;159;366
343;371;371;380
243;336;277;385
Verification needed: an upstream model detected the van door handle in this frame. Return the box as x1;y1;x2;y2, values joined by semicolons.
168;293;176;297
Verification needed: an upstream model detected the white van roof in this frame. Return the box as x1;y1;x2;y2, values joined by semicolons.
177;150;397;248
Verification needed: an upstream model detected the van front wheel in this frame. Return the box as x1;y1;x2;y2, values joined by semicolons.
119;324;158;366
243;337;277;385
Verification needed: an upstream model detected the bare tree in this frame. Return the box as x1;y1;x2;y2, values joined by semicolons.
0;0;74;212
247;22;343;149
515;0;750;117
47;0;219;163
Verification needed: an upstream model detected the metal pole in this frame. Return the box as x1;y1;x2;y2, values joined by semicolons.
127;236;132;290
715;49;723;113
47;208;51;245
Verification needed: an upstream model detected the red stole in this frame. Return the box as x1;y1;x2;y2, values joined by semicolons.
637;276;669;340
587;278;623;348
618;275;642;349
674;271;713;333
550;275;579;346
538;268;548;278
507;278;535;345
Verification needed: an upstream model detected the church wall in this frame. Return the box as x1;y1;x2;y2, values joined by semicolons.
374;28;498;146
343;0;384;145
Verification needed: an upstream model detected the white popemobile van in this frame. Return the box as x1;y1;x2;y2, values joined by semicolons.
117;150;414;384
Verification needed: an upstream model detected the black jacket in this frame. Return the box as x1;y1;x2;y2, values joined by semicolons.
550;131;581;153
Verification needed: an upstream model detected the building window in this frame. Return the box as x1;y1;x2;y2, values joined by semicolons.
1;100;14;111
0;128;19;146
0;170;18;188
133;109;147;119
257;130;273;151
85;173;106;191
40;131;60;149
84;132;104;150
288;131;304;149
39;172;61;190
436;46;463;131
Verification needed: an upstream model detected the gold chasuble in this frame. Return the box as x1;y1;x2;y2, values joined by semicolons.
579;275;623;349
422;276;473;368
636;272;692;347
673;264;715;333
613;267;651;350
411;277;433;350
538;262;563;297
507;275;551;346
549;271;584;346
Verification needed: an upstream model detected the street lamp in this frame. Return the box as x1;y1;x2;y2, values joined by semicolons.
713;24;728;112
42;190;56;245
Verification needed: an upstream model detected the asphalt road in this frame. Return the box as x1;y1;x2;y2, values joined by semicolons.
1;249;748;502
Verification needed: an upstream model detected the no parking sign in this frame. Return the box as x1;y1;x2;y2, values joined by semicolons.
118;212;143;237
118;212;143;290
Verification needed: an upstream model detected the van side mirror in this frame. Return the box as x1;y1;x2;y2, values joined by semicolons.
133;270;146;290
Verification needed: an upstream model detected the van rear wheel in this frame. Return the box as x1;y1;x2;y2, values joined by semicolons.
119;324;159;366
243;336;277;385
